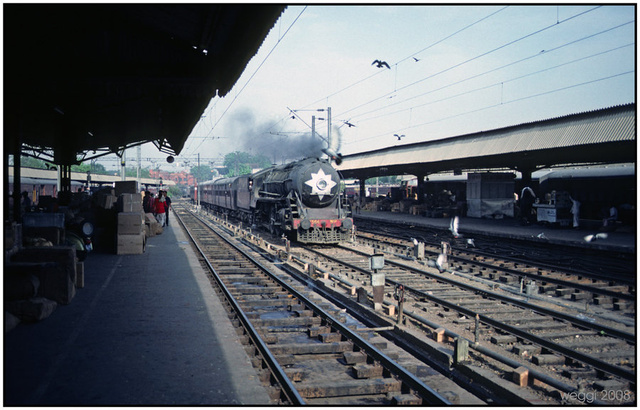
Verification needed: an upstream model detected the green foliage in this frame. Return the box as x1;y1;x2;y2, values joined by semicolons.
17;156;49;169
366;175;401;185
124;167;151;178
223;151;271;177
167;185;182;198
190;164;213;182
71;162;109;174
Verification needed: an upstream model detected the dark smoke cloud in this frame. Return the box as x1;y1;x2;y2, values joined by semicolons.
225;108;329;163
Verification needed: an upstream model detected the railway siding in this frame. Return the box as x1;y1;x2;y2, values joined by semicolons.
174;204;459;405
179;201;636;405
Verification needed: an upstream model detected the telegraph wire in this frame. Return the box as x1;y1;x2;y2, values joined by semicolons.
345;70;634;146
302;6;509;110
352;38;634;125
355;44;633;125
184;6;308;157
336;6;603;120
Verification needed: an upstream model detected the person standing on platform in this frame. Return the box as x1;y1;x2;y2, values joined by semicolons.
143;190;153;214
519;186;536;225
163;190;172;226
21;191;32;215
569;195;580;229
603;204;618;228
155;191;166;227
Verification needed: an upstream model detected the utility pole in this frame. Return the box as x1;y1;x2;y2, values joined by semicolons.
136;145;141;185
327;106;332;151
197;153;200;208
121;149;126;181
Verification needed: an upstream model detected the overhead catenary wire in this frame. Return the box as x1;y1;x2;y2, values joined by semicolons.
352;40;634;126
335;6;604;121
345;70;634;146
287;5;617;146
183;6;308;158
185;5;630;160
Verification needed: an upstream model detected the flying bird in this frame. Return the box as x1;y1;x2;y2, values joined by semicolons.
394;134;405;140
343;120;356;128
466;238;475;248
413;57;420;62
372;59;391;69
449;216;460;238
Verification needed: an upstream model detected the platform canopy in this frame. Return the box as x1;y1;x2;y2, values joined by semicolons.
4;4;285;165
336;104;636;180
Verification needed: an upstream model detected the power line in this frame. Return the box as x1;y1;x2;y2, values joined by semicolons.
303;6;510;110
344;70;634;146
336;6;604;120
350;32;634;125
185;6;308;156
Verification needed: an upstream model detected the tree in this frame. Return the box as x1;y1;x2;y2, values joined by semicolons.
16;156;49;169
124;167;151;178
223;151;271;177
71;162;109;175
190;164;213;182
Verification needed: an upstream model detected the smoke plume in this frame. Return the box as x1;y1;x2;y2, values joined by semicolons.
224;108;342;164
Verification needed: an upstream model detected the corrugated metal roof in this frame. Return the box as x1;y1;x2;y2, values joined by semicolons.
338;104;635;172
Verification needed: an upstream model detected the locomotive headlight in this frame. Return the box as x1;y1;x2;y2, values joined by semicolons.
341;218;353;231
301;219;311;230
317;179;328;190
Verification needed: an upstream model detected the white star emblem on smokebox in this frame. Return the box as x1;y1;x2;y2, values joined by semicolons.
304;168;337;201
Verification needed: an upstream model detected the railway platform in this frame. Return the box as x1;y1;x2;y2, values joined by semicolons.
354;211;636;254
4;215;273;406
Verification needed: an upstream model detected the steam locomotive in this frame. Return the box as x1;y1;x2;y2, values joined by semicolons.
196;157;353;244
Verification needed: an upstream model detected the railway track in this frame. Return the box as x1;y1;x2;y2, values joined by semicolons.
176;202;636;405
301;243;635;404
356;231;636;317
173;205;457;405
354;217;636;281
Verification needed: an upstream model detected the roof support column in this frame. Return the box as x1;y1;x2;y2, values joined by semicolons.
517;167;534;190
416;173;426;204
10;141;22;224
359;179;366;207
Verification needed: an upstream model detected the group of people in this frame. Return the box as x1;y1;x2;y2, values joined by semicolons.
143;190;172;227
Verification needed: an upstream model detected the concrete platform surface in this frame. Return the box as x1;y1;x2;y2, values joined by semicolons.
354;211;635;254
4;219;272;406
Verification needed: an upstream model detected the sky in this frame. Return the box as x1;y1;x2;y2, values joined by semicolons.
102;4;636;173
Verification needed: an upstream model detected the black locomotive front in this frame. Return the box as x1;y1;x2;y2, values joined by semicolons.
256;158;353;243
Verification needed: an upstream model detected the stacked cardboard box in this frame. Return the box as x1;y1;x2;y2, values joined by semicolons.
117;193;143;213
94;189;118;210
144;213;162;237
114;180;139;197
10;247;77;305
116;188;145;254
117;211;145;254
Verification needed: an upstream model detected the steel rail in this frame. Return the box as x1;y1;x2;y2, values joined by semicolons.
358;233;636;299
441;250;634;301
309;247;636;384
333;244;636;343
175;210;305;405
356;224;636;284
179;208;452;405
